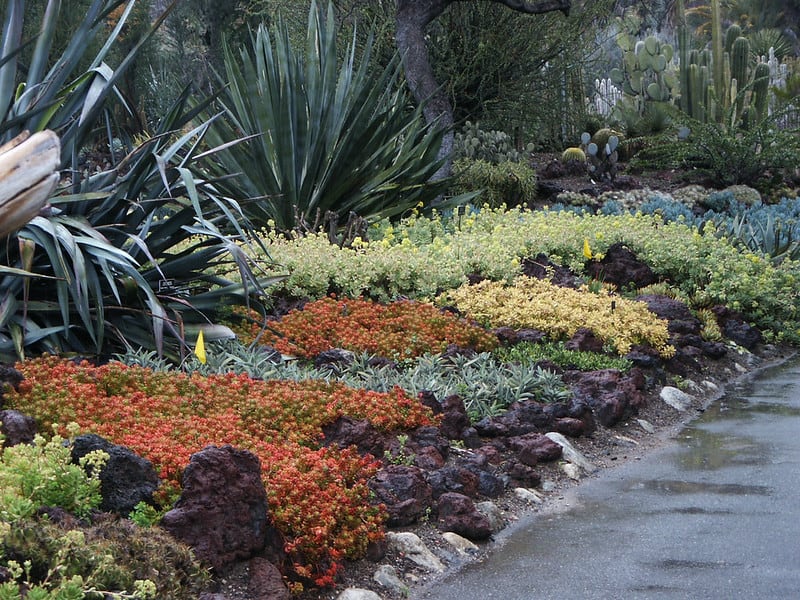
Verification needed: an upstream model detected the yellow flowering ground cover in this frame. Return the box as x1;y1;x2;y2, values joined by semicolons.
440;276;675;357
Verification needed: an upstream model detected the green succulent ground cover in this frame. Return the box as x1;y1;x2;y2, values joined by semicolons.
245;205;800;343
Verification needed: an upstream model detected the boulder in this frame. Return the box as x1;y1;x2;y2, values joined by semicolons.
507;432;563;466
586;243;657;289
162;445;274;571
426;465;479;499
368;465;433;526
436;492;492;541
322;416;387;456
0;409;36;446
247;557;290;600
70;434;160;515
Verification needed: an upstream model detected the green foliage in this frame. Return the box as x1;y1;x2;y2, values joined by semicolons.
1;518;207;600
0;426;207;599
494;341;634;372
201;0;446;233
628;111;800;194
450;158;538;208
0;423;106;521
0;1;274;360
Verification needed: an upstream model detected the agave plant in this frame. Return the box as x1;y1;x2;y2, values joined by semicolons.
0;0;277;360
201;0;448;233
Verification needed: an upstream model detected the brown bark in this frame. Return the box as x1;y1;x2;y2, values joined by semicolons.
395;0;571;180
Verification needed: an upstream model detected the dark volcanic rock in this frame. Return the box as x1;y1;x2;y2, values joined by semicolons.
322;416;387;456
565;328;605;353
522;253;581;288
567;368;647;427
247;557;291;600
0;409;36;446
507;433;563;466
436;492;492;541
505;460;542;487
426;465;480;499
369;465;433;527
71;434;160;515
0;364;23;405
162;445;273;571
438;394;471;440
586;243;657;289
637;294;702;336
713;306;764;350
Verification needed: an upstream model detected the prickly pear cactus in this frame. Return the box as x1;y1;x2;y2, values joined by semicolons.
453;121;527;164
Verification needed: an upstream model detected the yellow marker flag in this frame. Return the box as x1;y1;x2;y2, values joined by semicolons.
194;330;207;364
583;238;593;260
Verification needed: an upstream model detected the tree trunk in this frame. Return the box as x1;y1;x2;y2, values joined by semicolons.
395;0;571;181
0;130;60;238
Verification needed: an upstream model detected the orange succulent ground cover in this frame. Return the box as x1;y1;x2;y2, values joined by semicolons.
6;354;437;589
232;295;499;358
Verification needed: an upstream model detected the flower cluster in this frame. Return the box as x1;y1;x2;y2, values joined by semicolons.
440;276;675;357
7;356;436;589
243;296;498;359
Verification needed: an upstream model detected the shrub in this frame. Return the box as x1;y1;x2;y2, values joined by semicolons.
201;0;446;232
450;158;538;208
439;276;674;357
494;341;634;372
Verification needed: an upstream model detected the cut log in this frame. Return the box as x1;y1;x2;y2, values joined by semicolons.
0;130;60;238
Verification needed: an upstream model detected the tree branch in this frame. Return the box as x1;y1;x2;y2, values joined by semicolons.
488;0;571;17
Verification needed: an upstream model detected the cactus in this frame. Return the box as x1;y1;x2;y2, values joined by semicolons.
454;122;525;164
752;62;771;122
579;130;619;183
561;147;587;163
731;37;750;89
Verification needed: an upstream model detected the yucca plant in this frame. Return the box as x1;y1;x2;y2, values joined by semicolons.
0;0;276;360
202;0;449;233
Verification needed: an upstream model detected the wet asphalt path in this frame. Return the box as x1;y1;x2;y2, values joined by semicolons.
414;359;800;599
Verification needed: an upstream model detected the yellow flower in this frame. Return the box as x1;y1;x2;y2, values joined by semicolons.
194;330;207;364
583;238;593;260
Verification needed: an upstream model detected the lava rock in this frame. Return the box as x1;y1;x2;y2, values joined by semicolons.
70;434;160;515
507;433;563;466
436;492;492;541
368;465;433;527
586;243;657;289
438;394;471;440
0;409;36;447
322;416;387;456
162;445;274;571
426;465;480;499
247;557;290;600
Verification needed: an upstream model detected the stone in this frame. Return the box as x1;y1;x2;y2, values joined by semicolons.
544;432;596;473
565;327;605;353
585;243;657;289
337;589;383;600
70;433;160;515
660;386;694;412
0;409;36;446
552;417;586;437
439;394;472;440
636;418;655;434
161;445;273;571
505;460;542;487
442;531;479;555
247;557;290;600
475;500;506;532
322;416;387;456
426;465;479;499
386;532;444;572
373;565;408;596
566;368;647;427
436;492;492;541
507;432;563;466
514;487;544;504
562;462;581;480
368;465;433;527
